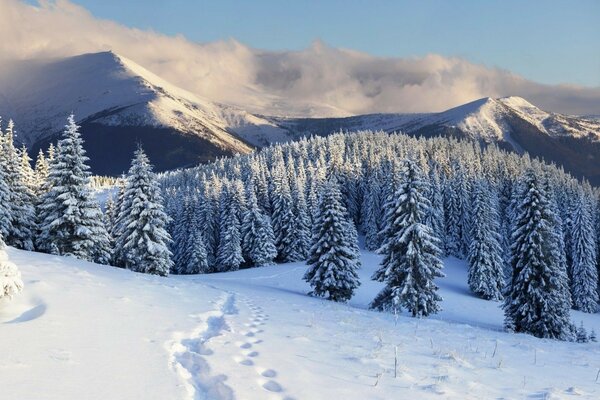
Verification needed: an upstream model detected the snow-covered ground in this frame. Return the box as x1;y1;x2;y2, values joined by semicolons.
2;247;599;400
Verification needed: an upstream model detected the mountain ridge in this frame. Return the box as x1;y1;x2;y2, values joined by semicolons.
1;51;599;181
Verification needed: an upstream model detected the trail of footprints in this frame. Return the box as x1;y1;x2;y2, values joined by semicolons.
233;297;293;399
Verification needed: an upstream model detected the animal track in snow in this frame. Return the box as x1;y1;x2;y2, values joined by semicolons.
168;292;238;400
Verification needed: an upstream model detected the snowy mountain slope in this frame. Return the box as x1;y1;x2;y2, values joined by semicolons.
2;51;600;180
0;52;292;174
2;247;599;400
270;97;600;182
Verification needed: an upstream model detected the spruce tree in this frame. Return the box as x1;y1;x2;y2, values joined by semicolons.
371;159;444;317
215;184;244;271
570;197;599;313
34;149;49;191
503;171;573;340
304;180;361;302
113;147;172;276
0;163;13;242
241;190;277;267
467;180;505;300
36;115;111;262
270;163;303;262
0;120;35;250
363;171;384;251
187;227;209;274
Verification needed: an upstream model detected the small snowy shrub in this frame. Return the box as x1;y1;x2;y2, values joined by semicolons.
0;251;23;300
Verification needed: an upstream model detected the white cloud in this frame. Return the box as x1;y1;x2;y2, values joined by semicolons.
1;0;599;117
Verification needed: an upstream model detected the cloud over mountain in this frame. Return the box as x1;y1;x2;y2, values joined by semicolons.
1;0;599;117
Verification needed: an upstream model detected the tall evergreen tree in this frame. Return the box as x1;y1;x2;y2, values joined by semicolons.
113;147;172;276
36;115;111;262
371;160;445;317
304;180;361;302
0;162;13;242
570;196;599;313
0;120;35;250
241;189;277;267
363;171;384;251
34;149;49;191
215;183;244;271
467;180;505;300
270;163;303;262
503;171;573;340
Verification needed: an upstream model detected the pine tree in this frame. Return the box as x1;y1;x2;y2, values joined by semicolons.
363;171;384;251
503;171;573;340
19;146;36;193
0;162;13;242
576;322;589;343
215;184;244;271
371;159;445;317
34;149;49;193
0;120;35;250
241;189;277;267
113;147;172;276
426;168;446;253
467;180;505;300
270;163;303;262
0;247;23;300
304;180;361;302
36;115;111;262
187;227;209;274
590;329;597;342
570;197;599;313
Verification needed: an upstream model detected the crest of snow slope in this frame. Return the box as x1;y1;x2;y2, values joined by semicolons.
499;96;600;139
0;51;290;150
2;247;599;400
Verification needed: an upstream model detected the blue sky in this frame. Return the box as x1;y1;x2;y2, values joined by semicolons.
67;0;600;87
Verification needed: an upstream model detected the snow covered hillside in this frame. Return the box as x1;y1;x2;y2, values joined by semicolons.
2;51;600;180
0;52;292;174
2;247;599;400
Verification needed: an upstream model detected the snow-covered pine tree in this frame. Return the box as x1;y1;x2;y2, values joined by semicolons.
197;184;219;270
241;189;277;267
176;197;209;274
363;171;384;251
576;322;589;343
503;171;573;340
19;146;37;193
170;195;193;274
186;227;209;274
270;162;303;262
467;180;505;300
304;179;361;302
0;246;23;301
215;183;244;271
443;174;462;258
36;115;111;262
34;149;50;193
0;120;35;250
0;162;13;242
570;196;599;313
426;167;446;254
113;147;172;276
371;159;445;317
290;173;311;259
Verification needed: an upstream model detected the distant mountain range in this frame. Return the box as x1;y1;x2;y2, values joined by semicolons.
1;51;599;182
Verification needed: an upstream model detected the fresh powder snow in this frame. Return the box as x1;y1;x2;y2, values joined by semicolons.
1;247;599;400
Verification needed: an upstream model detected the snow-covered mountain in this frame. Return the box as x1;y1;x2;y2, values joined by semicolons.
1;51;599;181
0;51;290;175
272;96;600;182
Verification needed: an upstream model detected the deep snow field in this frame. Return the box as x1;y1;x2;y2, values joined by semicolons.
2;247;600;400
